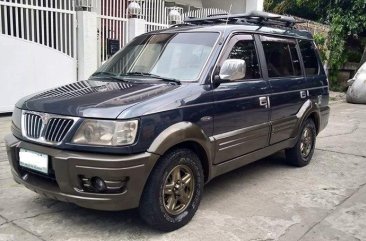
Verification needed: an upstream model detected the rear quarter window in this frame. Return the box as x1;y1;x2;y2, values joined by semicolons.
299;40;320;76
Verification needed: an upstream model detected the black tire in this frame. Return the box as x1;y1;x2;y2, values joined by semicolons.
139;148;204;232
286;118;317;167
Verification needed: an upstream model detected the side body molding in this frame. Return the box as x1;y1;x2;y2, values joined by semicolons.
147;122;215;177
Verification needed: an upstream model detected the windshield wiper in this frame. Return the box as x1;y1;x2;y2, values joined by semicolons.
90;72;131;83
91;71;116;77
124;72;181;85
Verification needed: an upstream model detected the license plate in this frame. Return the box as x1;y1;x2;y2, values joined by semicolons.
19;149;49;174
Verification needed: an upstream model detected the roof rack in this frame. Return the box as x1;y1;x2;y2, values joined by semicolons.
184;11;299;28
207;13;229;18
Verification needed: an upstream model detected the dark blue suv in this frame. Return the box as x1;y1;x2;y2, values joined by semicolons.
5;12;329;231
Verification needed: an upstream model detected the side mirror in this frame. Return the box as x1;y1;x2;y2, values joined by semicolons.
218;59;246;82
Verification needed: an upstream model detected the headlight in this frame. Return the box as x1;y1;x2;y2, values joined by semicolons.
72;119;138;146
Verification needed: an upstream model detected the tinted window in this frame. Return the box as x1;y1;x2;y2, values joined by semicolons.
289;44;302;76
299;40;320;76
263;41;302;77
228;40;261;79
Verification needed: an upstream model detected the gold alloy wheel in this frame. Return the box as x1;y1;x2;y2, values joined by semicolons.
300;127;313;158
162;163;195;215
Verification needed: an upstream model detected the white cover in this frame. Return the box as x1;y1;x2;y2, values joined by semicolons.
347;62;366;104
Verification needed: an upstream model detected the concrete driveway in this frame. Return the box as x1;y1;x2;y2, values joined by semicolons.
1;102;365;241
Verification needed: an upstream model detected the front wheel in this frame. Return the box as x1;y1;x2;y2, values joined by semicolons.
139;148;204;231
286;118;317;167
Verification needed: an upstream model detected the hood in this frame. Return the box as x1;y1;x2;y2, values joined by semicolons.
16;80;178;119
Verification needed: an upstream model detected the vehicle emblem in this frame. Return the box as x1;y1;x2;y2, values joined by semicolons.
40;113;50;124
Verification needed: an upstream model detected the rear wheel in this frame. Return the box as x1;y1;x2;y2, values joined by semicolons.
286;118;316;167
139;148;204;231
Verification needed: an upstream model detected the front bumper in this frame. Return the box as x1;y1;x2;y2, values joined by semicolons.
5;134;160;211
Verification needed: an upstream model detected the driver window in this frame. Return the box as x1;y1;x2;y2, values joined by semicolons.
227;40;261;79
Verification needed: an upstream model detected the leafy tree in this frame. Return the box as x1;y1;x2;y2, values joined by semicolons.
313;33;328;62
264;0;321;20
325;1;366;89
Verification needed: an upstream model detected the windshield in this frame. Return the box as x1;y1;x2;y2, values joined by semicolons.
92;32;219;82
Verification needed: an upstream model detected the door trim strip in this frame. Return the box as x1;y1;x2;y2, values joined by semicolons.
212;122;270;140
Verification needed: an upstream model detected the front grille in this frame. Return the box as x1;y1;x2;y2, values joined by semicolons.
22;111;78;144
24;113;43;138
44;118;74;142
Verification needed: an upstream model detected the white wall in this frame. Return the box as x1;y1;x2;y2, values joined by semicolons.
0;35;77;112
245;0;264;12
202;0;246;13
201;0;264;13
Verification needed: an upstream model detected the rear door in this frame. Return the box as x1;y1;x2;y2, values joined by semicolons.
298;39;328;100
212;34;271;164
258;36;308;144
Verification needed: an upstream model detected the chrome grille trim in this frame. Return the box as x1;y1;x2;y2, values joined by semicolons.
44;118;74;143
23;113;42;138
21;110;80;145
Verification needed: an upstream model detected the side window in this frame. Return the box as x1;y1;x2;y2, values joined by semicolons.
289;44;302;76
227;40;261;79
262;40;302;78
299;40;320;76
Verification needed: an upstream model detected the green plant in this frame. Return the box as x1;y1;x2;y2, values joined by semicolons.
346;50;362;63
327;0;366;90
313;33;328;62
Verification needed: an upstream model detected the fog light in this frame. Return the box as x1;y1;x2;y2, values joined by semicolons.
91;177;107;192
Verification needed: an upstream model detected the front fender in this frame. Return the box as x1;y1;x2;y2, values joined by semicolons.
148;122;214;158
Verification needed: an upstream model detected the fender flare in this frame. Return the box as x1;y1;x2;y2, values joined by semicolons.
147;122;215;179
292;99;321;138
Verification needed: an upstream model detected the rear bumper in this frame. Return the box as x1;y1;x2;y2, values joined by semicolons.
5;134;160;211
319;106;330;133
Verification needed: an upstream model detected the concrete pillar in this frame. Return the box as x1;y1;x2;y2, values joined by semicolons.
246;0;264;12
77;11;98;81
127;18;146;43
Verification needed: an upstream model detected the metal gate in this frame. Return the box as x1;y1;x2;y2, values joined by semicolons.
141;0;181;32
97;0;129;64
96;0;184;65
95;1;227;65
0;0;77;57
0;0;77;112
183;8;228;19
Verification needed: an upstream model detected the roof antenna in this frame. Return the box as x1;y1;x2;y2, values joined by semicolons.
220;4;232;44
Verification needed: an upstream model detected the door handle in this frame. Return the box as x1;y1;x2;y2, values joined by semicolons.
300;90;307;99
259;96;269;108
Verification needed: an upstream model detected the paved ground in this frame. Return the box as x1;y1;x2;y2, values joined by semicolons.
1;101;366;241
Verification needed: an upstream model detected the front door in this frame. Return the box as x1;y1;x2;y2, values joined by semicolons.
212;34;271;164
